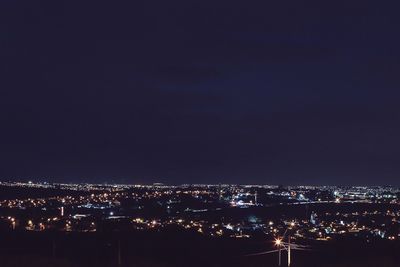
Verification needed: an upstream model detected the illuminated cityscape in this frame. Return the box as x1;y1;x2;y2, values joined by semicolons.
1;182;399;239
1;181;400;266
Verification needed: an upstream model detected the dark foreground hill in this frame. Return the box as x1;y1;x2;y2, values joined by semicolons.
0;229;399;267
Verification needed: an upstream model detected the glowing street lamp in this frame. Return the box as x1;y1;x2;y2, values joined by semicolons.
275;238;282;266
245;233;311;266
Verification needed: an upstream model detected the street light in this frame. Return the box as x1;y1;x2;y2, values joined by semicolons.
275;238;282;266
245;234;311;266
275;236;293;266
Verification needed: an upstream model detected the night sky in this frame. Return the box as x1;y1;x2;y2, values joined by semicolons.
1;1;400;185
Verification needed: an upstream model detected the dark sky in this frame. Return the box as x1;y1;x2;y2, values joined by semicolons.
1;1;400;185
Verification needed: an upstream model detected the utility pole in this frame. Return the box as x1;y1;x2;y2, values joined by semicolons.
246;235;310;267
117;239;122;266
275;238;282;266
278;245;281;266
288;236;291;267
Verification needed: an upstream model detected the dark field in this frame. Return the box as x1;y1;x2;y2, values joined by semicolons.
0;229;399;267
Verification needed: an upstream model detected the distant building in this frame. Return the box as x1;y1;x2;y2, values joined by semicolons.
310;211;317;225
